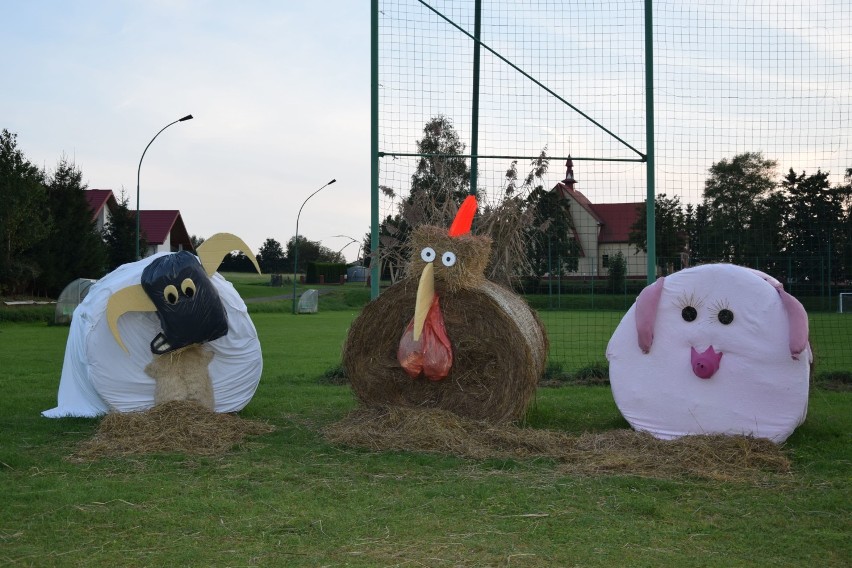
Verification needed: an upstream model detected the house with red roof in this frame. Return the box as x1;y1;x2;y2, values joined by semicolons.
552;159;648;278
84;189;194;258
84;189;118;233
137;210;194;256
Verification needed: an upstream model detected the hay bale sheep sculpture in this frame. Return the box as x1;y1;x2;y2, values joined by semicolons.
606;264;811;443
43;233;263;417
343;196;548;423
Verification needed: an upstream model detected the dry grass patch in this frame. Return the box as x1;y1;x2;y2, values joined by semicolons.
69;401;275;461
324;406;791;482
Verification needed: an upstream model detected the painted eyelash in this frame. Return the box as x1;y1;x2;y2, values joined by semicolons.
709;298;731;317
675;292;704;310
708;298;735;325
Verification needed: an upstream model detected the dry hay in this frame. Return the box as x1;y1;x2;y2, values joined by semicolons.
343;279;548;423
145;344;214;410
70;401;274;461
406;226;492;291
324;406;791;482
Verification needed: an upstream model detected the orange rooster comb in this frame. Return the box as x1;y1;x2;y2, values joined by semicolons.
448;195;477;237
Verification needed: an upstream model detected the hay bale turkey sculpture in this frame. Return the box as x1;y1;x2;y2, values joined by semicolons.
343;196;548;423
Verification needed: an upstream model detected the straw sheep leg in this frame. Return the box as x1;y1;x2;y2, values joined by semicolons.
145;345;215;410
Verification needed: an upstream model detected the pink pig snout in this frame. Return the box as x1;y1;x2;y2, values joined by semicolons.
690;346;723;379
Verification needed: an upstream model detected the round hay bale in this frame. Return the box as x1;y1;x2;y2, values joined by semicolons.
343;279;548;423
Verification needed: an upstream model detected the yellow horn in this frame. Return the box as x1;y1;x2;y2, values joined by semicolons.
106;284;157;353
412;262;435;342
196;233;261;276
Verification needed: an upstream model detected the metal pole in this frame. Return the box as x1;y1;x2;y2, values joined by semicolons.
292;179;337;314
644;0;656;284
469;0;481;197
370;0;381;299
135;114;193;260
547;234;553;309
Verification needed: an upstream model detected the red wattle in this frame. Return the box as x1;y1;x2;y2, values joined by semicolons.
397;295;453;380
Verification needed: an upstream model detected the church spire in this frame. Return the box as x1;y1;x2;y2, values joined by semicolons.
563;156;577;189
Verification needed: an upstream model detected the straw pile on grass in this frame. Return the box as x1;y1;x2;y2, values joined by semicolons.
343;278;548;423
70;401;274;461
324;406;791;482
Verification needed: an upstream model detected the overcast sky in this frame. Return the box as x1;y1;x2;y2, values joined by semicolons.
4;1;849;265
3;1;370;262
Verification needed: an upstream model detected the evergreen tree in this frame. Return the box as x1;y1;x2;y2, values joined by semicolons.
103;190;143;271
33;157;107;295
525;185;579;276
377;116;472;283
684;203;710;266
628;193;687;274
408;115;471;220
783;168;849;286
0;129;50;294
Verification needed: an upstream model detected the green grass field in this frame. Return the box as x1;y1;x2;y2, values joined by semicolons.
1;275;850;566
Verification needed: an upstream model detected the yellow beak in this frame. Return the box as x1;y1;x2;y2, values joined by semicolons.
412;262;435;342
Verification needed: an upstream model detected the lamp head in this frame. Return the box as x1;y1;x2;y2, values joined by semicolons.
179;114;194;122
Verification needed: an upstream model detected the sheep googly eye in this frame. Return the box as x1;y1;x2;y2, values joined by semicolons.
718;309;734;325
681;306;697;322
441;251;457;267
420;247;436;263
181;278;196;298
163;284;179;305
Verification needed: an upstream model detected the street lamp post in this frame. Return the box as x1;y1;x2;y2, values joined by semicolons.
292;179;337;314
136;114;194;259
332;234;360;261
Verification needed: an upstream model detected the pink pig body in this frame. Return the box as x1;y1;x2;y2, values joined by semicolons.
606;264;811;443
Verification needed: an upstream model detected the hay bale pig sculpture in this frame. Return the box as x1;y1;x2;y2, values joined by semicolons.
43;234;263;417
606;264;811;442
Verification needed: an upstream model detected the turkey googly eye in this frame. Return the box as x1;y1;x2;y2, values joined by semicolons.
163;284;179;305
718;309;734;325
420;247;436;262
681;306;697;322
181;278;196;298
441;251;457;267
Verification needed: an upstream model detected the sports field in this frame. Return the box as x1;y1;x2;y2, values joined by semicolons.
1;287;849;566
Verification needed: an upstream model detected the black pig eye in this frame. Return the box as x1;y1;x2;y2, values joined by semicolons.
718;309;734;325
681;306;697;322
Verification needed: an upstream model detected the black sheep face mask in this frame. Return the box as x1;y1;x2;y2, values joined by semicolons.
106;233;261;356
140;251;229;355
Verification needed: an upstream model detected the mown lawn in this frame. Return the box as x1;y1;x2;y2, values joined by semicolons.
0;289;850;566
0;311;852;567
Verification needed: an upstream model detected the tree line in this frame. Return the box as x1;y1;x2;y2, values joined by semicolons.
0;129;349;298
227;235;347;274
0;129;141;297
629;152;852;286
377;118;852;291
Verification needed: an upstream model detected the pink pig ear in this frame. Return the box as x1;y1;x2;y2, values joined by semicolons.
778;288;809;359
755;272;810;359
635;277;665;353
